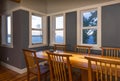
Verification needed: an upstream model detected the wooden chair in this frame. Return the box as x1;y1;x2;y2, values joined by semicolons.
54;44;66;51
86;56;120;81
46;51;73;81
75;45;92;55
101;47;120;58
23;49;49;81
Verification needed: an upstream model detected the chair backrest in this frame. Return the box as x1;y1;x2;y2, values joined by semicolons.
86;56;120;81
54;44;66;51
101;47;120;58
75;45;92;55
46;51;73;81
23;49;40;75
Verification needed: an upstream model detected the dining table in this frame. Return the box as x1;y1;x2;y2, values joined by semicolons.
36;50;102;81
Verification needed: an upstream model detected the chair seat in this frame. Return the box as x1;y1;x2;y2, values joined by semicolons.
40;65;49;74
30;65;49;75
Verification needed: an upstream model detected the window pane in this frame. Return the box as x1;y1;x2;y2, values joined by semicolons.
32;30;43;44
55;30;64;43
82;10;97;27
32;15;42;29
82;29;97;44
7;16;11;44
56;16;63;29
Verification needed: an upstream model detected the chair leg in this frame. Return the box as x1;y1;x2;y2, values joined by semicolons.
27;72;30;81
38;75;41;81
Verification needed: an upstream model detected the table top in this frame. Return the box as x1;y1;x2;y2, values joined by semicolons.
36;51;101;70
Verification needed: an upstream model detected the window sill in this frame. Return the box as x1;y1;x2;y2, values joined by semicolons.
29;43;48;48
77;44;101;50
91;46;101;50
0;44;13;48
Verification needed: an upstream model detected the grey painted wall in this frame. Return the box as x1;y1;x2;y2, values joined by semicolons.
0;10;29;68
66;12;77;51
102;3;120;47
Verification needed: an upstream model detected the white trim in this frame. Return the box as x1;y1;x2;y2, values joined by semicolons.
97;7;102;48
47;0;120;16
1;61;27;74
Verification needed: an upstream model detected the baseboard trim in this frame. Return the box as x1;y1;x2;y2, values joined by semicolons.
1;61;27;74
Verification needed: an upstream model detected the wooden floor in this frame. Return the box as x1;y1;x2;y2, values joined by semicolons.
0;66;42;81
0;65;80;81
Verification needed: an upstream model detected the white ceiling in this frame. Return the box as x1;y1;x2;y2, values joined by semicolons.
0;0;115;14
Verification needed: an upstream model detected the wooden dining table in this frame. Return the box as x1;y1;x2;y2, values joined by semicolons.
36;50;102;81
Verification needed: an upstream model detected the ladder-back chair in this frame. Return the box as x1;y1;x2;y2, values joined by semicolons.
86;56;120;81
46;51;73;81
101;47;120;58
75;45;92;55
54;44;66;52
23;49;49;81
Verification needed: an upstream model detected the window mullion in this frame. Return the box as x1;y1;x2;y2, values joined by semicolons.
32;28;42;31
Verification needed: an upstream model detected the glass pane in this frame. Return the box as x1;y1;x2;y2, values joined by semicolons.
7;16;11;44
55;30;64;43
82;29;97;44
56;16;63;29
32;15;42;29
82;10;97;27
32;30;43;44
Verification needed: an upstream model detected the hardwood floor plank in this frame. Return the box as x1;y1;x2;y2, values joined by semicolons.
0;66;49;81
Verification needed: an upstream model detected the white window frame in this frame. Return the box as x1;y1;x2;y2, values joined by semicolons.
1;13;13;48
29;12;47;48
77;7;101;49
50;14;66;46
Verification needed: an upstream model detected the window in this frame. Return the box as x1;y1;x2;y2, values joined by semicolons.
50;14;65;45
77;8;101;48
7;16;12;44
32;15;43;44
29;13;47;48
55;16;64;43
82;9;97;44
1;15;13;47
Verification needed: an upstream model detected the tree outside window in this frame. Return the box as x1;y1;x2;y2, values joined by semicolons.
81;9;97;45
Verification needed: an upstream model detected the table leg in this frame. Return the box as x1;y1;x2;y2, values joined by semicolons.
81;69;88;81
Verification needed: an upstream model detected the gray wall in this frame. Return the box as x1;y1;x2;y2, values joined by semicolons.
102;3;120;47
66;12;77;51
0;10;29;68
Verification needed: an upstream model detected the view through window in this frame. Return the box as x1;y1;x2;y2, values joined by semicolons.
81;9;97;44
